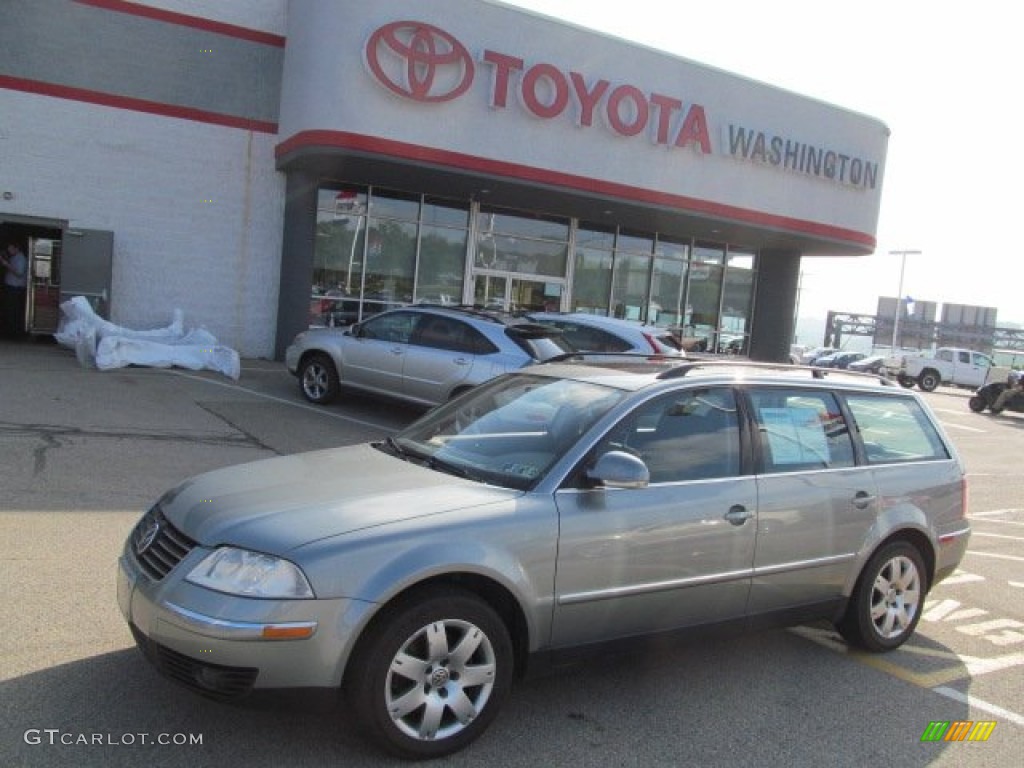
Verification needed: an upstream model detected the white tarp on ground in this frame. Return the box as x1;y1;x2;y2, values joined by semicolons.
55;296;240;379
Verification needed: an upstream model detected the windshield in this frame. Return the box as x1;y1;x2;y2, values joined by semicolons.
390;374;625;490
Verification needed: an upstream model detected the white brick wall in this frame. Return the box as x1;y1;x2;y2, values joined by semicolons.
0;89;286;357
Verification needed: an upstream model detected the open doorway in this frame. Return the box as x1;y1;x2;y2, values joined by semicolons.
0;214;113;338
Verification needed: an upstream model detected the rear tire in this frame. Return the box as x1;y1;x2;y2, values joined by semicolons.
968;395;987;413
838;541;927;652
345;588;513;759
897;374;915;389
299;353;340;404
917;370;940;392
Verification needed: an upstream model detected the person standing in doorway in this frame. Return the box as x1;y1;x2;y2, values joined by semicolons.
1;242;29;338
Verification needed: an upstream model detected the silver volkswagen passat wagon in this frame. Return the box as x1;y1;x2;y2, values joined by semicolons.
118;359;970;759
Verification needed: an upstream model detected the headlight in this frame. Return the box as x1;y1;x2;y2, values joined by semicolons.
186;547;314;599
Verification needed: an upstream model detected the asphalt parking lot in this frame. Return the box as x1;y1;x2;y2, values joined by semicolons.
1;339;1021;767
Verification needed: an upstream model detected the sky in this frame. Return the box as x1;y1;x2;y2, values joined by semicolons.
503;0;1021;329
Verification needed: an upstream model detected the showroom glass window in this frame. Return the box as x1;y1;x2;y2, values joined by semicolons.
720;249;756;354
610;231;654;321
364;190;419;315
474;207;569;278
649;236;689;327
687;243;725;351
311;186;368;327
572;224;615;314
416;197;469;306
311;186;470;326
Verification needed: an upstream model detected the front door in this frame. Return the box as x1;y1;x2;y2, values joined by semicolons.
472;272;563;313
551;387;755;648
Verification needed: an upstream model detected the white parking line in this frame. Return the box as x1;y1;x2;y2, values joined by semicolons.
971;532;1024;542
971;509;1023;517
940;421;987;433
965;551;1024;563
932;686;1024;727
167;370;399;432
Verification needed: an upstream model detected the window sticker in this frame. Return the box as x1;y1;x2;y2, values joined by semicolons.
760;406;830;465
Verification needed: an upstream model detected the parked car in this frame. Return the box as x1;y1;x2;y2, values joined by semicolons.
526;312;685;356
285;305;573;407
800;346;837;365
118;358;970;759
848;354;888;375
815;351;867;369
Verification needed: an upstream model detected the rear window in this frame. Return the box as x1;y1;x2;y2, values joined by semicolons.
844;394;951;463
506;327;575;361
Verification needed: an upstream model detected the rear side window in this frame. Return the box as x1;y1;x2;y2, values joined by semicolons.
844;395;951;463
553;323;632;353
412;317;498;355
748;388;855;472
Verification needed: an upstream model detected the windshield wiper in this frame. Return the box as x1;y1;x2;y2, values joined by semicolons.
379;435;415;461
380;437;483;482
425;455;482;482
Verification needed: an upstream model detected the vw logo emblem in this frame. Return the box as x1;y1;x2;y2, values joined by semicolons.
135;519;160;555
365;21;474;103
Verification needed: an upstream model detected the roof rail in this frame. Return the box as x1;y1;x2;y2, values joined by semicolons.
543;351;681;364
655;360;897;386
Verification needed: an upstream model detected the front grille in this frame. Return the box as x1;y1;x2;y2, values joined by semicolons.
131;505;197;581
130;624;258;700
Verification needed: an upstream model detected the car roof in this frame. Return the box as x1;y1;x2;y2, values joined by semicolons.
528;311;665;331
530;356;900;393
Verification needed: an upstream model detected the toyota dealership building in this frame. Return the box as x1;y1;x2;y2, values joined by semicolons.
1;0;888;360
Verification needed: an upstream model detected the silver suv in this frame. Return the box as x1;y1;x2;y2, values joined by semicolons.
285;305;573;406
117;359;969;759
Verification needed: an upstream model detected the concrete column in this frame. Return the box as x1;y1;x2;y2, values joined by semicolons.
748;249;801;363
274;170;318;360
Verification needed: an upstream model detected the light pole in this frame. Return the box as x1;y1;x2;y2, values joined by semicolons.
889;249;921;351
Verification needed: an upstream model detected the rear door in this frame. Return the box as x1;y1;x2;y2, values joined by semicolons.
401;315;485;404
744;387;877;616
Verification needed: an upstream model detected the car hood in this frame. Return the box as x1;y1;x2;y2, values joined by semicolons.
158;444;522;554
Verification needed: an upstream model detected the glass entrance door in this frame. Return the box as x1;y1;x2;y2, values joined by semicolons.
473;273;563;313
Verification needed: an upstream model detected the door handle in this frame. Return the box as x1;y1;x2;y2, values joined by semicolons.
453;357;469;366
724;505;754;526
851;491;876;509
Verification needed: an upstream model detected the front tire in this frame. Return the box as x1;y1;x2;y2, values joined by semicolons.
299;353;340;404
838;542;927;652
897;374;916;388
968;395;987;413
345;588;513;759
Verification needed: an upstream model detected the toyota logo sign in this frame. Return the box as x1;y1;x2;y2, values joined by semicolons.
365;21;474;103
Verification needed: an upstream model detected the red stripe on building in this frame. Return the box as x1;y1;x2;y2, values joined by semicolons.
73;0;286;47
276;130;877;249
0;75;278;134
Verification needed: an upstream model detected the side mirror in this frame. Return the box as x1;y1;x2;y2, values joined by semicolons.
587;450;649;489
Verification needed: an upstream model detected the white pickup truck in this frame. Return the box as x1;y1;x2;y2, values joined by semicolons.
892;347;994;391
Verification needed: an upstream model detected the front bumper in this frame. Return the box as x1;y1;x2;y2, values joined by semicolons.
117;544;372;698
